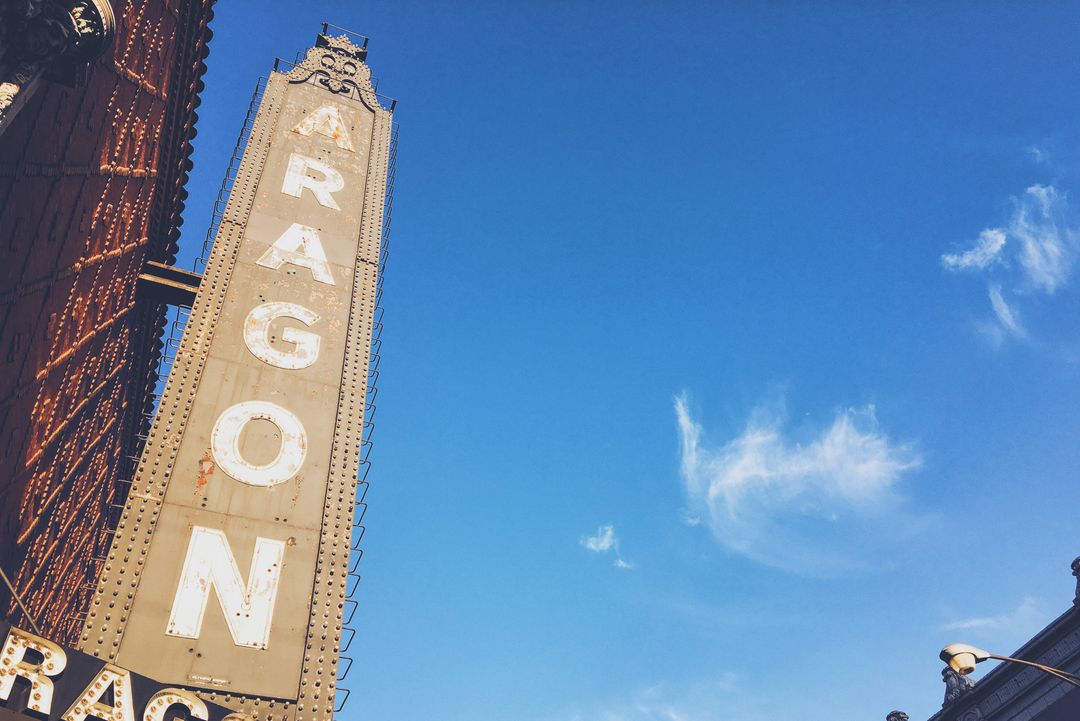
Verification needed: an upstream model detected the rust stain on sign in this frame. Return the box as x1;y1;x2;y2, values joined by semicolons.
196;451;215;495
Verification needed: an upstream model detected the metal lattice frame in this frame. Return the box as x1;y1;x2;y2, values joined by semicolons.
336;117;396;716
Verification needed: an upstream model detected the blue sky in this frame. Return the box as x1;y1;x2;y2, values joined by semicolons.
181;3;1080;720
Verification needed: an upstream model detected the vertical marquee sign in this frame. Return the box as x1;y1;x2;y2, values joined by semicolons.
78;34;392;721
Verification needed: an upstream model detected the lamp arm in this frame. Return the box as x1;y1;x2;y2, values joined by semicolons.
987;654;1080;689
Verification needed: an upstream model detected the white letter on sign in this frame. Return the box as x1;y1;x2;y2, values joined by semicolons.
61;664;134;721
211;400;307;488
166;526;285;650
0;626;67;715
256;222;335;285
244;302;321;370
281;152;344;209
292;105;355;151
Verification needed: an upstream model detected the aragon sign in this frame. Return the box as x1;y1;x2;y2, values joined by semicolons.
78;33;393;721
0;621;246;721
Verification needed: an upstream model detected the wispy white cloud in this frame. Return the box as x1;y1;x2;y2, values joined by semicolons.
662;596;801;635
942;229;1007;271
547;676;752;721
1028;145;1050;165
675;393;921;575
942;183;1078;341
678;509;702;527
988;285;1025;338
1013;185;1074;293
581;524;634;570
941;596;1043;637
582;525;617;553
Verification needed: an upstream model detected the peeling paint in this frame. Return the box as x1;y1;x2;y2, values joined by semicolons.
196;451;215;495
291;475;302;507
255;222;336;285
280;153;344;210
290;104;356;152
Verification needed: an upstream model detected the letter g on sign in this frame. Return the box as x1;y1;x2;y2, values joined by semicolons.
211;401;307;487
244;302;321;370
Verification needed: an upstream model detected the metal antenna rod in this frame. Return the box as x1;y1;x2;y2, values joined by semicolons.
0;566;43;637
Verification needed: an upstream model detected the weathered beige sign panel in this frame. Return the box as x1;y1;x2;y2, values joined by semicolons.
78;34;391;721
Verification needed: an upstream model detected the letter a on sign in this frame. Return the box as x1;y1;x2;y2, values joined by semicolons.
61;664;135;721
292;105;355;151
256;222;336;285
166;526;286;649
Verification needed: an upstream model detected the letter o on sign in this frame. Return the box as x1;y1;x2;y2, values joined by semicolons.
211;401;307;487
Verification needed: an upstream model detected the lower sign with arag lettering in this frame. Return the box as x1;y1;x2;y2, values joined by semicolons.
0;620;245;721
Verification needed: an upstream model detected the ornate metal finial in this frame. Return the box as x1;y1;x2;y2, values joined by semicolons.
316;32;366;61
284;32;373;97
887;712;909;721
942;666;975;707
1071;556;1080;606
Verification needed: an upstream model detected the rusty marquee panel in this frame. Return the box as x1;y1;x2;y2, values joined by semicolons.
78;34;391;721
0;0;215;645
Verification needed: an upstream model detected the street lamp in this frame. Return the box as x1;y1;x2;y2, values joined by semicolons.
940;643;1080;688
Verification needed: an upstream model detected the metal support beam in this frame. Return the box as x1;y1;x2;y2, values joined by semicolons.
137;261;202;306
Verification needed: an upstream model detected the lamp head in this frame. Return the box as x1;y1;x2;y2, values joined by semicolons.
940;644;991;675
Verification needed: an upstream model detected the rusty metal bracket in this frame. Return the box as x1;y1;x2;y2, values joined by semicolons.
136;260;202;306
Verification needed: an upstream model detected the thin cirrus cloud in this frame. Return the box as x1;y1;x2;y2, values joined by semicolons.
941;184;1077;340
941;228;1007;271
675;393;922;576
551;675;748;721
582;524;617;552
1013;185;1074;292
940;596;1043;642
580;524;634;569
987;285;1025;339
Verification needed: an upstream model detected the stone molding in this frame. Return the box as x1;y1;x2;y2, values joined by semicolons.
0;0;115;136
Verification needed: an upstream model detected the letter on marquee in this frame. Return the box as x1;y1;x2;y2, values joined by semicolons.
166;526;285;650
0;626;67;715
210;400;307;488
61;664;134;721
256;222;336;285
244;302;321;370
143;688;208;721
292;105;355;152
281;152;344;210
